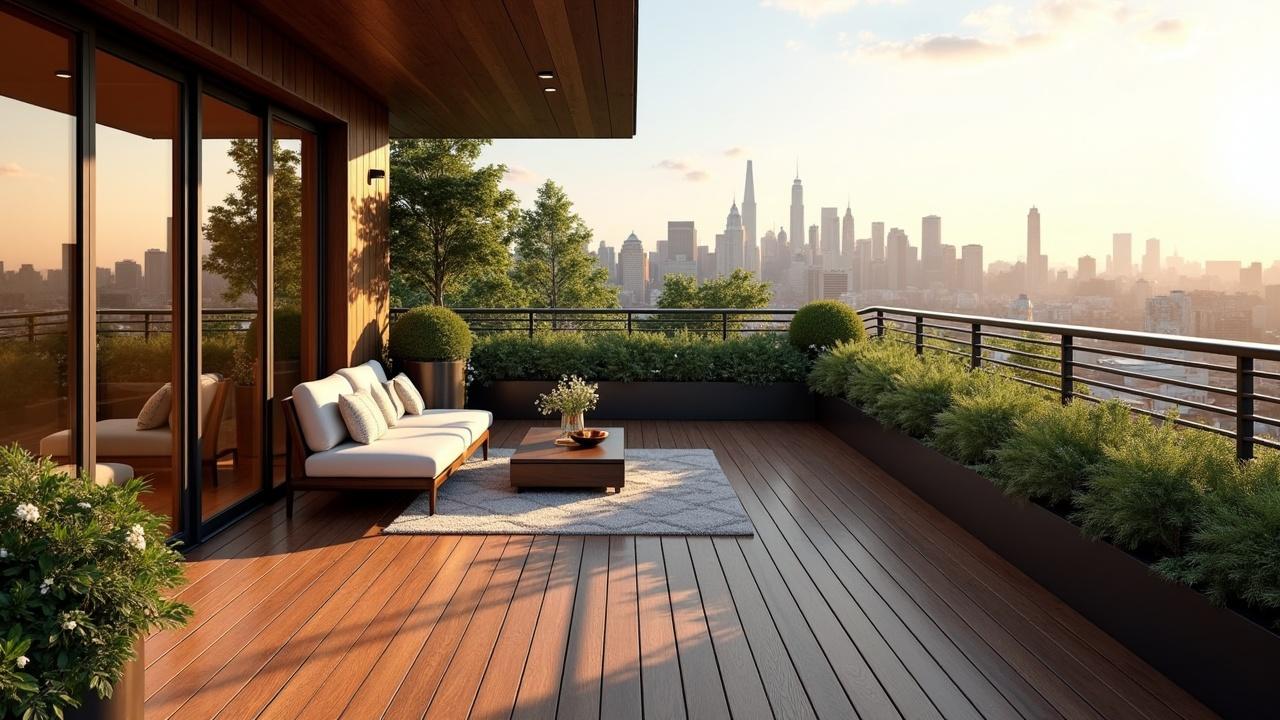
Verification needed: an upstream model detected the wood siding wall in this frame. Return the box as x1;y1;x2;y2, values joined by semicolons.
79;0;390;368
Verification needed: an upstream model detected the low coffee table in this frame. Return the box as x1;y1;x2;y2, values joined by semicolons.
510;426;625;492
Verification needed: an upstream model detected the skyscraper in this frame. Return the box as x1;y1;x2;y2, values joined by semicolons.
1026;207;1041;287
807;225;819;264
789;168;804;257
871;221;885;262
1142;237;1160;277
619;232;647;304
715;200;745;277
921;215;941;286
667;221;696;261
820;207;839;267
1112;233;1133;277
595;240;616;283
1078;255;1097;281
886;228;909;290
741;161;758;274
960;244;983;295
841;205;854;269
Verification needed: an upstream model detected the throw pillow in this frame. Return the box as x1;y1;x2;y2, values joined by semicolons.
136;383;172;430
391;373;426;415
338;393;386;444
366;381;399;427
383;380;405;419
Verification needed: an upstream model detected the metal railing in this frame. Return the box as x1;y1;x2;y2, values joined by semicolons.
390;307;798;339
0;308;256;341
858;306;1280;461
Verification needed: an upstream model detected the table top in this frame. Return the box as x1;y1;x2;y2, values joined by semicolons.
510;426;625;464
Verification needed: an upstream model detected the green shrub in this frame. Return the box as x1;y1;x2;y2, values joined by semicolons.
1075;416;1239;555
389;306;473;362
96;336;171;383
788;300;865;351
1156;453;1280;612
989;400;1130;504
807;341;865;397
468;331;808;385
870;356;970;438
0;446;190;719
243;306;303;363
844;340;918;409
932;373;1046;467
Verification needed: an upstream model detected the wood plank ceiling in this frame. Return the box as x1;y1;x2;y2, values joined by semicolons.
242;0;637;138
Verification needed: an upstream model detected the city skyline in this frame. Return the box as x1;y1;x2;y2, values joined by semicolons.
481;0;1280;265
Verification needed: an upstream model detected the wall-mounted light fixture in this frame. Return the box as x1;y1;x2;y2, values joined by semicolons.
367;168;386;185
54;70;72;79
536;70;555;80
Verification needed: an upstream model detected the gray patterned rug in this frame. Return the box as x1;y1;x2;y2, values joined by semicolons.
382;448;753;536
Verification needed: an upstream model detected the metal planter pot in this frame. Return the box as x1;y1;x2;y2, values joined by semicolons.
402;360;466;409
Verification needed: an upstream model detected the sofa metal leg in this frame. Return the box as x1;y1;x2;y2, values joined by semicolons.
482;438;489;460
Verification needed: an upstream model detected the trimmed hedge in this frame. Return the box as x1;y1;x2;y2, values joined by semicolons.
788;300;865;351
389;305;473;362
810;338;1280;624
471;331;810;385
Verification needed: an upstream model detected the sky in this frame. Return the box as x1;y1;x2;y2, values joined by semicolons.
480;0;1280;269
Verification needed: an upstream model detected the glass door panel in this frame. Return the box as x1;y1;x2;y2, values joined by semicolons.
270;119;318;487
0;9;76;460
94;50;183;532
200;94;263;519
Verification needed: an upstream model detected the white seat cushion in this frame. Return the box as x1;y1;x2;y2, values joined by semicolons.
394;409;492;445
305;425;470;478
337;360;388;394
39;418;172;457
53;462;134;487
292;374;355;452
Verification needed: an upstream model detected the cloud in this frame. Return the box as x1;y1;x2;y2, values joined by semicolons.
784;39;804;52
760;0;860;19
655;158;709;182
859;34;1008;61
1143;18;1188;44
654;159;690;171
503;164;537;183
0;162;25;177
684;170;710;182
723;147;746;157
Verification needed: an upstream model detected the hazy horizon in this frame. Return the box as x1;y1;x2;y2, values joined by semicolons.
481;0;1280;268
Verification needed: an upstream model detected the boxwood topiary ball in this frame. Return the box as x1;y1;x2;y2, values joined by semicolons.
390;305;473;362
788;300;865;351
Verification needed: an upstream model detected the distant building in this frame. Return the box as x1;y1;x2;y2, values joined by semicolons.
871;221;885;262
1146;291;1192;335
886;228;909;290
1026;207;1047;289
841;205;855;270
113;259;142;292
1111;233;1133;277
1142;237;1161;277
595;240;616;283
922;214;942;287
789;170;804;258
618;232;647;305
1077;255;1097;282
715;200;745;277
741;162;758;274
820;207;839;268
960;244;983;295
1241;262;1263;293
1009;293;1033;320
1204;260;1242;286
667;221;696;262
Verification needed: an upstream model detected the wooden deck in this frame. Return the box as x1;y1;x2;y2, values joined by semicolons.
145;420;1216;719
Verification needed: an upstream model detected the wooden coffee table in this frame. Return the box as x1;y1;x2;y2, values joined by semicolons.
510;426;625;491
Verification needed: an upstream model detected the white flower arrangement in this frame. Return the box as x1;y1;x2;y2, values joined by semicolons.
535;375;599;417
126;524;147;552
15;503;39;523
39;578;53;595
16;655;29;669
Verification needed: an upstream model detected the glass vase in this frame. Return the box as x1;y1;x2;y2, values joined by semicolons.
560;412;585;437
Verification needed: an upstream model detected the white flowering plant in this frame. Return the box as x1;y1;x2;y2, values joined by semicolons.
535;375;599;417
0;446;190;719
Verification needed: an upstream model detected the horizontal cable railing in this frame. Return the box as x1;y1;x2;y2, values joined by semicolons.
391;307;798;339
858;306;1280;461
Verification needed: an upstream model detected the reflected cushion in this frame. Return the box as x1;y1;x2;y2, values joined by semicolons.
136;383;172;430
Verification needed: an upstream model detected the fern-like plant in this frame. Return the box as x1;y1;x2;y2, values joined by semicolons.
1075;416;1239;555
932;373;1047;467
872;356;970;438
988;400;1130;504
808;340;865;397
844;340;918;410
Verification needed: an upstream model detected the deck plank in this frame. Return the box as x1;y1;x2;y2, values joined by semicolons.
147;421;1216;720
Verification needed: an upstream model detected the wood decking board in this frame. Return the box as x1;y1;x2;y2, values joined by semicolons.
145;421;1217;719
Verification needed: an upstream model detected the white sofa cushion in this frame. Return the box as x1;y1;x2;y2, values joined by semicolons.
395;409;492;445
305;425;471;478
365;382;400;427
39;419;172;457
337;360;389;394
391;373;426;415
338;392;386;444
136;383;172;429
53;462;134;487
383;380;405;420
292;374;354;452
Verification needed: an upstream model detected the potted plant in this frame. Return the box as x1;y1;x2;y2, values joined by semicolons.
535;375;599;437
788;300;866;354
388;306;473;409
0;446;191;719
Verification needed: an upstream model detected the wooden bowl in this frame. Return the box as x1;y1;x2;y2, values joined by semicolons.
569;429;609;448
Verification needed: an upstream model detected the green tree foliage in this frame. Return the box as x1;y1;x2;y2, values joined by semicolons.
510;181;617;309
389;139;519;307
203;139;302;305
653;269;771;333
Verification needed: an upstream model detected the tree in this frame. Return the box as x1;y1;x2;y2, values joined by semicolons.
510;180;617;309
389;139;518;306
203;139;302;306
655;269;772;333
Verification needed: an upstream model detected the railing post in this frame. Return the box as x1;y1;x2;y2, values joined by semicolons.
1060;335;1074;404
914;315;924;356
27;315;35;342
875;310;884;338
722;311;729;340
626;311;633;335
144;311;151;341
527;311;534;338
1238;356;1254;461
970;323;981;369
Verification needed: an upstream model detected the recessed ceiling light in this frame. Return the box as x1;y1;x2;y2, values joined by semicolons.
543;87;557;93
54;70;72;79
536;70;555;80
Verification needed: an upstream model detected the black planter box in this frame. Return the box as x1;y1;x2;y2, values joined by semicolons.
468;381;815;420
817;395;1279;719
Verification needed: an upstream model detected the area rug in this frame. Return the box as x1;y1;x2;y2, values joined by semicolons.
382;448;753;536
